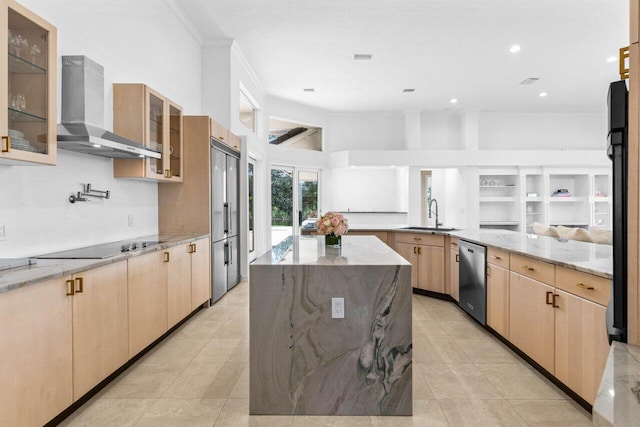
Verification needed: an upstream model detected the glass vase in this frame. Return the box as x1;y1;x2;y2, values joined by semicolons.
325;233;341;247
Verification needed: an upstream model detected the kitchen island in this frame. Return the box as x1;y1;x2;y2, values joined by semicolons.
249;235;412;416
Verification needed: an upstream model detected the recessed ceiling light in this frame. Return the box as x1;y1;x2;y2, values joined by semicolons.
519;77;540;85
606;56;617;63
510;44;521;53
403;88;415;93
539;92;548;97
450;98;458;104
303;88;315;92
353;53;373;60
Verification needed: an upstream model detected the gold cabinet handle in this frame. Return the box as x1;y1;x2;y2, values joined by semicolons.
455;253;459;263
576;283;595;291
417;247;422;255
164;252;170;262
552;293;560;308
492;255;502;260
487;266;491;277
66;279;75;296
192;243;197;253
1;136;10;152
545;291;553;305
413;246;417;254
413;237;422;241
522;265;535;271
74;277;83;293
164;169;172;178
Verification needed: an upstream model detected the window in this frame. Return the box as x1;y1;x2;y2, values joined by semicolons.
239;90;256;132
269;117;322;151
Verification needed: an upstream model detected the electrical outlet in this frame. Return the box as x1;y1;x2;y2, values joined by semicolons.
0;225;5;241
127;214;134;227
331;297;344;319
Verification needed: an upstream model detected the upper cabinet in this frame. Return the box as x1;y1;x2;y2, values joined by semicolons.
211;117;241;151
112;83;183;183
0;0;56;165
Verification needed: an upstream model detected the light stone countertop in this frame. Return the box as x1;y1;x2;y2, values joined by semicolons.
253;235;411;266
593;341;640;426
0;233;208;295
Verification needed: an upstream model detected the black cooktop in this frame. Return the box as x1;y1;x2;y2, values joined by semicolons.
34;240;163;259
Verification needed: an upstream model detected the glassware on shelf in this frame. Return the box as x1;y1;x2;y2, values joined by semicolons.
9;33;29;57
10;93;26;111
29;44;40;63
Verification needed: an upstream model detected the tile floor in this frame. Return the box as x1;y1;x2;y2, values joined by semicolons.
60;282;594;426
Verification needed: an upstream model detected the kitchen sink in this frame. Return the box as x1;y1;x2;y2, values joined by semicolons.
401;226;457;232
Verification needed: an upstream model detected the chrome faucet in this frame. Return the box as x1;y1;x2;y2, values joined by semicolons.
428;198;441;228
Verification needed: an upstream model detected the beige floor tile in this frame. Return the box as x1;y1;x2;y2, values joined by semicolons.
58;398;155;426
144;336;211;365
230;363;250;398
371;400;448;426
453;337;520;365
162;362;225;398
135;398;226;427
509;399;593;426
413;337;473;366
435;319;492;340
439;399;528;426
420;364;502;399
412;362;435;400
477;363;567;400
292;415;372;426
100;362;183;399
215;398;295;426
192;337;243;364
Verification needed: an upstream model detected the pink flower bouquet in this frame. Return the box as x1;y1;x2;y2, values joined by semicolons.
316;211;349;236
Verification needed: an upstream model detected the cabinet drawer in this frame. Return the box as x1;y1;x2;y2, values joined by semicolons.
555;266;610;306
449;237;459;251
394;232;444;246
487;246;509;269
210;118;229;143
510;253;555;285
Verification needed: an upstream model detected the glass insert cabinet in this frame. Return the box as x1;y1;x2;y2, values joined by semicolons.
1;0;57;165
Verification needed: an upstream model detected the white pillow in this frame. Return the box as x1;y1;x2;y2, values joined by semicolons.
532;222;559;237
590;226;612;245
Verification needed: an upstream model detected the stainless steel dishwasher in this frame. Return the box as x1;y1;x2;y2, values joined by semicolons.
458;240;487;324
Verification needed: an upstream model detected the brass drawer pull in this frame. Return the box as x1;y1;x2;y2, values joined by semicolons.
545;291;553;305
576;283;595;291
1;136;10;152
417;247;422;255
192;243;197;253
492;255;502;260
455;254;459;262
75;277;84;293
552;293;560;308
522;265;535;271
66;279;75;296
487;266;491;277
413;247;417;254
413;237;422;241
164;252;170;262
164;169;172;178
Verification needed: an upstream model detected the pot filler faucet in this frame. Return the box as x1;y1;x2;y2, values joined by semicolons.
428;198;442;228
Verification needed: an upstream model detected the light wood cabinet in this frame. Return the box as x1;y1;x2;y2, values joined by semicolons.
190;237;211;309
486;263;509;338
113;83;183;182
128;251;168;358
449;246;459;301
509;271;556;373
347;230;389;245
554;289;610;404
167;244;192;329
1;0;57;165
394;234;444;293
210;117;241;151
71;262;128;400
227;132;241;151
0;277;73;426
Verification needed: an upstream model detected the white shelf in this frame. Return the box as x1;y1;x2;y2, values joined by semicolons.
525;212;544;215
549;221;589;226
525;197;543;202
480;185;516;189
548;197;587;202
480;221;520;226
480;197;516;202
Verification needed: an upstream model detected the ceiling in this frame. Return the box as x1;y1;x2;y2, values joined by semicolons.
173;0;628;114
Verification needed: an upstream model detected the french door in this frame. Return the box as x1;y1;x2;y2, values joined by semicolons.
271;166;319;246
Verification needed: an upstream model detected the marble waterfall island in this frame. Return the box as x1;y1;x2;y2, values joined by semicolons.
250;236;412;416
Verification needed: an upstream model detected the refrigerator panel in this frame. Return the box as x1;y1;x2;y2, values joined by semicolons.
211;146;227;242
227;235;240;290
227;156;239;238
212;239;227;303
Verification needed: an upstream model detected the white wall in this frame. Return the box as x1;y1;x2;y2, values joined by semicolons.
420;111;464;150
0;0;202;257
328;112;405;151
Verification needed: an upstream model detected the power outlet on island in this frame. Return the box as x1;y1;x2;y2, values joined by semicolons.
127;214;134;227
331;297;344;319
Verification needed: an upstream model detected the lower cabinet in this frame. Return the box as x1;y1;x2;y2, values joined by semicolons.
0;278;73;427
71;262;128;400
394;233;445;293
486;263;509;339
509;271;556;373
449;241;459;301
167;244;192;329
190;237;211;309
128;251;169;358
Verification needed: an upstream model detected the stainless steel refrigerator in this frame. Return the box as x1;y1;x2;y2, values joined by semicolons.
211;139;240;303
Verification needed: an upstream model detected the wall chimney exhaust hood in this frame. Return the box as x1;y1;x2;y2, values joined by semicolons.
57;56;160;159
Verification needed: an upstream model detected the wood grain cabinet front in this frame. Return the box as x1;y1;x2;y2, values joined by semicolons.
486;263;509;339
0;0;57;166
0;277;73;427
167;244;192;329
113;83;183;182
190;237;211;309
394;233;444;293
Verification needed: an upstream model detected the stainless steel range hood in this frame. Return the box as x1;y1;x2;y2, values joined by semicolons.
57;56;160;159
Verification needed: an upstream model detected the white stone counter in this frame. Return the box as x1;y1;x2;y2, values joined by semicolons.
593;341;640;426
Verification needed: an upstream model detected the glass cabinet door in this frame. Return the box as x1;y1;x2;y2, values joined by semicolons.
168;102;182;180
2;0;56;165
147;90;164;178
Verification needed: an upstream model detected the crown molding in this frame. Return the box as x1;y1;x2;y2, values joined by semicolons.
231;41;262;90
165;0;204;45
